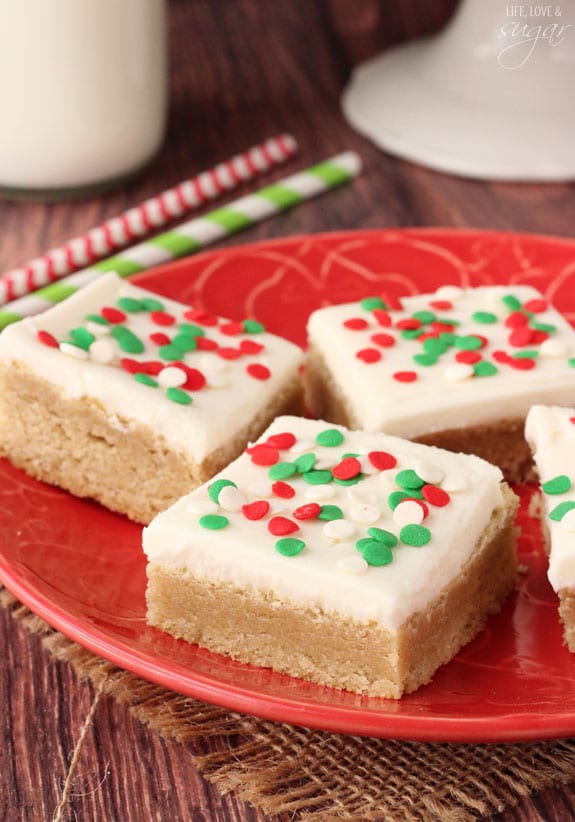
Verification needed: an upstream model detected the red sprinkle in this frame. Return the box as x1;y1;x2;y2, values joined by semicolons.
183;308;218;326
509;357;536;370
101;306;126;324
120;358;143;374
509;327;535;347
344;317;369;331
150;310;176;327
396;318;421;331
37;329;59;348
293;503;321;520
196;337;218;351
524;298;547;313
456;350;482;365
356;348;382;363
493;350;512;364
371;333;395;348
220;321;243;336
240;339;265;355
332;456;362;480
242;500;270;520
422;485;451;507
393;371;418;382
141;360;164;375
373;309;392;327
570;417;575;425
246;443;280;466
217;347;243;360
474;335;488;349
266;432;296;450
367;451;397;470
429;300;453;310
173;362;207;390
505;312;529;328
268;516;299;536
430;321;456;334
272;481;296;499
247;363;271;380
149;332;171;346
409;498;430;519
531;330;549;345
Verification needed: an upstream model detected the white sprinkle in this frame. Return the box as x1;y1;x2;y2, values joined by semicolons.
358;455;379;475
560;509;575;531
347;486;377;504
86;320;111;336
350;503;380;524
218;485;246;512
269;499;289;515
89;338;116;364
199;353;228;373
59;342;89;360
315;455;337;470
158;366;188;388
323;519;355;540
393;499;424;526
435;285;463;301
441;471;470;492
539;339;568;358
336;555;368;575
289;438;315;454
187;498;219;516
247;479;273;498
444;363;474;382
305;485;335;500
205;371;229;388
414;459;444;485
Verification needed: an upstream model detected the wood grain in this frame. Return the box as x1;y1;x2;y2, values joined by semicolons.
1;1;575;819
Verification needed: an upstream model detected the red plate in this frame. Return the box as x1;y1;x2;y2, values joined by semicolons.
2;228;575;743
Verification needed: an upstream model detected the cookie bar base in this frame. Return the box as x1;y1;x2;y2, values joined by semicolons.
0;363;303;524
304;345;535;484
146;487;518;698
559;591;575;652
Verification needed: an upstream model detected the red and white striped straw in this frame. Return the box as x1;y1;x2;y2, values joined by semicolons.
0;133;298;305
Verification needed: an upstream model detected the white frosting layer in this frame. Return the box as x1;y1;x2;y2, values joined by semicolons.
307;285;575;436
143;415;507;631
0;274;303;463
525;405;575;591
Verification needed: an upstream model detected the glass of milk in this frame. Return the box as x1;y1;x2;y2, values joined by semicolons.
0;0;167;199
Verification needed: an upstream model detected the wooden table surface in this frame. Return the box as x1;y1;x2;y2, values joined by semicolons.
2;1;575;819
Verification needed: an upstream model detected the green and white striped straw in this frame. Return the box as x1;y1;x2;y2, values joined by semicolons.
0;151;361;331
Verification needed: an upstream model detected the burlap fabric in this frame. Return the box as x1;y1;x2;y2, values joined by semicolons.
4;586;575;821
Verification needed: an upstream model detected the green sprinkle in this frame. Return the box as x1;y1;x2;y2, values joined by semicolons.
439;332;455;345
472;311;498;324
356;537;373;552
141;297;165;312
531;321;556;333
388;490;409;510
367;527;398;547
395;469;424;490
360;296;387;311
542;475;572;495
166;387;193;405
316;429;344;447
208;478;237;504
362;541;393;566
243;319;265;334
333;474;362;486
302;469;333;485
178;323;205;337
158;344;183;361
275;537;305;556
171;333;198;353
400;524;431;546
549;501;575;521
68;327;96;350
85;313;109;326
473;361;498;377
294;453;316;473
412;310;436;324
413;353;438;367
117;297;145;313
423;338;448;356
502;294;522;311
110;325;145;354
454;335;483;351
401;328;423;340
134;373;158;387
569;358;575;368
269;462;298;480
318;505;344;521
199;514;229;530
513;349;539;359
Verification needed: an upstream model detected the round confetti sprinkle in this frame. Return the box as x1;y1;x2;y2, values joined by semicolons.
141;297;165;312
373;309;392;327
413;353;437;367
218;485;247;512
304;485;335;501
368;451;397;471
394;499;426;526
542;475;572;495
158;366;188;388
239;339;265;355
37;329;59;348
524;298;548;313
243;319;265;334
247;444;280;466
349;503;380;524
246;363;271;380
549;501;575;521
356;348;382;364
116;297;143;313
220;321;243;336
323;519;355;540
455;350;481;365
454;335;483;351
134;373;158;387
242;500;270;520
444;363;474;382
69;327;96;350
266;432;296;450
472;311;497;324
208;478;237;504
150;310;176;326
371;332;395;348
150;332;171;346
316;429;344;448
473;361;498;377
414;460;444;485
361;541;393;566
111;325;145;354
294;453;316;473
268;516;299;536
400;524;431;546
502;294;522;311
344;317;370;331
366;527;398;547
171;333;198;353
422;485;451;507
102;306;127;323
395;469;424;490
360;296;386;311
89;339;116;364
423;337;448;356
302;469;333;485
293;503;321;520
59;342;89;360
539;339;567;358
509;357;536;371
318;504;344;521
199;514;229;530
269;462;297;480
271;481;296;499
85;313;110;327
388;490;409;510
332;457;361;480
179;366;206;391
509;327;535;347
336;555;368;575
393;371;417;383
166;387;193;404
275;537;305;556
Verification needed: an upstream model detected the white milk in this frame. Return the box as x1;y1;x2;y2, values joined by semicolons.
0;0;167;195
